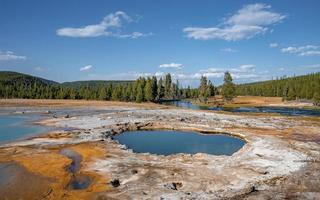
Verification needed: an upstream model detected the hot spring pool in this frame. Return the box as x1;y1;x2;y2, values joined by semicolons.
113;130;245;156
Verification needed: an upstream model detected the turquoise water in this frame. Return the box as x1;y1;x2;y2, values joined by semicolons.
114;130;245;156
160;100;320;116
0;115;50;144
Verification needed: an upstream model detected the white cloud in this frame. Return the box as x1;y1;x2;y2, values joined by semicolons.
281;45;320;56
88;71;153;80
0;51;26;61
80;65;93;71
232;64;255;73
269;43;278;48
221;48;237;52
116;31;153;39
159;63;183;69
172;64;260;80
299;64;320;70
183;3;286;41
86;64;271;84
57;11;150;39
298;50;320;56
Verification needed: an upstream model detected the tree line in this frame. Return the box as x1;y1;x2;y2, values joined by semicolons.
1;70;318;105
0;71;236;102
235;72;320;103
0;73;190;102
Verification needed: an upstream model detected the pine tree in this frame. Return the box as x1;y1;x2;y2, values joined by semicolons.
134;77;146;102
70;88;78;99
124;84;132;101
98;86;107;100
157;77;165;100
313;92;320;106
287;86;296;101
199;76;208;101
111;85;122;101
208;80;215;97
106;84;113;100
164;73;172;99
136;84;144;103
221;71;236;101
151;76;158;100
144;77;154;101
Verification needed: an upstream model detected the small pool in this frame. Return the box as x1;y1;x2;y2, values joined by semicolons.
0;115;51;144
113;130;245;156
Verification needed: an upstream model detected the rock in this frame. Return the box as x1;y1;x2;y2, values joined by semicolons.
131;169;138;174
164;182;182;190
64;114;70;118
173;182;183;189
110;179;120;187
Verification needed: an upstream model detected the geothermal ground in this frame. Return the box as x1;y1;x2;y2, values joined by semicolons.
0;100;319;199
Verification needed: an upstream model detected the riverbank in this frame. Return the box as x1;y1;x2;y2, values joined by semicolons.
190;95;318;109
0;100;319;199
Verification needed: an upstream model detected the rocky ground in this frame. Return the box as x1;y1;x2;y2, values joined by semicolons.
0;102;319;199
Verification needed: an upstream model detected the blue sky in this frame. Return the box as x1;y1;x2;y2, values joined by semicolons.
0;0;320;86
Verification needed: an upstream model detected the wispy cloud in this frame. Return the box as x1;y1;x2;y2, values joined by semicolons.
183;3;286;41
34;66;49;72
269;43;278;48
281;45;320;56
0;51;26;61
88;71;154;80
274;64;320;73
197;65;257;80
80;65;93;71
91;64;268;83
298;64;320;70
57;11;151;39
159;63;183;69
221;48;237;53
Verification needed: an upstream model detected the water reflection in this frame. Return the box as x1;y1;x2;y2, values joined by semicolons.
114;130;245;156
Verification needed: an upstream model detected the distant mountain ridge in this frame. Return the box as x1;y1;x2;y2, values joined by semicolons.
62;80;134;89
0;71;133;88
0;71;58;86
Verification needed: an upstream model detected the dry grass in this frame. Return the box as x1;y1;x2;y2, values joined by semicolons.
0;98;164;109
232;96;283;104
197;95;314;108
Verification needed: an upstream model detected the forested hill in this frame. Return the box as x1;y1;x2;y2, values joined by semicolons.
1;70;319;102
0;71;133;88
0;71;134;99
236;72;320;100
0;71;58;86
62;80;134;89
